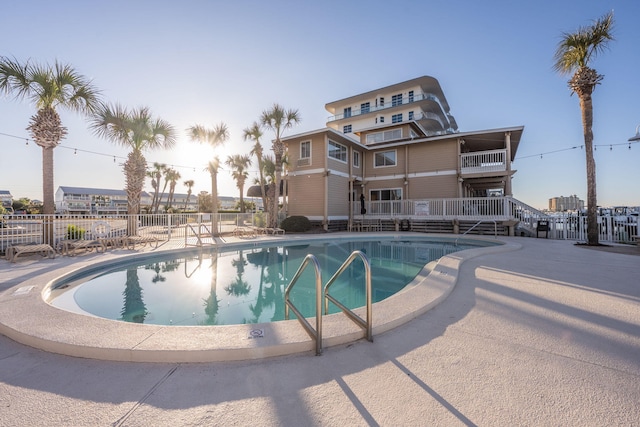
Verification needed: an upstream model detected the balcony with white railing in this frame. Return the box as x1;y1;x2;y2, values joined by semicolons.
460;149;507;175
327;92;447;122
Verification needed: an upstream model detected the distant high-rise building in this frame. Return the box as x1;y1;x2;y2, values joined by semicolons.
549;195;584;212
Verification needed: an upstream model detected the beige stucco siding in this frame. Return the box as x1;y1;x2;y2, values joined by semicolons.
327;175;349;216
288;174;324;217
408;140;457;172
286;135;326;170
407;175;458;198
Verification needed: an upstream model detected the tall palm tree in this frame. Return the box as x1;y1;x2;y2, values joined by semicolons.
0;57;101;215
205;158;221;235
148;162;167;214
243;122;267;213
260;104;300;227
225;154;252;213
165;168;181;210
188;123;229;235
554;11;614;246
183;179;195;211
91;104;176;234
156;166;173;213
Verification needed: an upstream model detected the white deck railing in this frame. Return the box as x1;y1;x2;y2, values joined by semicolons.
460;149;507;174
360;197;515;220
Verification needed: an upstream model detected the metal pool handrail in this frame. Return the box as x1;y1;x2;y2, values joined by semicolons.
455;219;497;245
324;250;373;343
185;223;214;247
284;254;323;355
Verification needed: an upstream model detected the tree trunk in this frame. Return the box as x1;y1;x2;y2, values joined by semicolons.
579;94;599;245
211;172;219;236
125;150;146;236
272;152;281;228
42;146;55;215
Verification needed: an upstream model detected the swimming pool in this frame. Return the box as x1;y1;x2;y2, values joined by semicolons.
49;236;485;326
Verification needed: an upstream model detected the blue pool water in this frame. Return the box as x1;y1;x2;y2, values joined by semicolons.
49;237;489;326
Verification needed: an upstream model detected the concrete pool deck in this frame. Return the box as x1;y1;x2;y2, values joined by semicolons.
0;234;639;425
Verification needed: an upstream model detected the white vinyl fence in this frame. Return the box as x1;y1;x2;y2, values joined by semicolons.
0;212;269;253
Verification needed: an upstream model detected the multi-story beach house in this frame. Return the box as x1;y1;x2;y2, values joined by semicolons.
281;76;531;234
55;187;153;215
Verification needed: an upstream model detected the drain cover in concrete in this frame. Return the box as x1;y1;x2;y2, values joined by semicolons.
248;329;264;339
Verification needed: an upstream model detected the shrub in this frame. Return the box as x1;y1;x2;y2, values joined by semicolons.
254;211;266;228
280;216;311;233
67;224;86;240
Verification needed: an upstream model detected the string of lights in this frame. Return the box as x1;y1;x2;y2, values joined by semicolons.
0;130;237;173
3;129;639;168
516;139;640;160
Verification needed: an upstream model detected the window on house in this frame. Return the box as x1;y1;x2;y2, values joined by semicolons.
408;111;414;120
408;90;414;103
343;107;351;118
391;93;402;107
370;188;402;201
300;141;311;159
379;97;384;107
392;113;403;123
380;116;385;123
328;140;347;162
366;129;402;144
343;124;352;133
361;102;370;114
374;150;397;167
353;151;360;168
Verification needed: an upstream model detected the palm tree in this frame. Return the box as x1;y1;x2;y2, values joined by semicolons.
183;179;195;211
225;154;252;213
260;104;301;227
188;123;229;235
91;104;176;235
0;57;101;215
554;11;614;246
148;162;167;214
243;122;267;213
156;166;173;213
165;168;181;210
204;158;221;235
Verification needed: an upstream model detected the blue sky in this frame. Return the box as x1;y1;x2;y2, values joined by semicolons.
1;0;638;210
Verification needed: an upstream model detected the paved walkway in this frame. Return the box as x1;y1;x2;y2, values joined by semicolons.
0;236;639;426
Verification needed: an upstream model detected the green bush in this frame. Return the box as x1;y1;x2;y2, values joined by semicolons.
280;216;311;233
66;224;86;240
254;211;266;228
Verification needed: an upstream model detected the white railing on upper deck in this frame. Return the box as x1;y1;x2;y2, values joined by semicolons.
460;149;507;174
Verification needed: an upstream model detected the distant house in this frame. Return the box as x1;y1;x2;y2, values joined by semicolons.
280;76;524;230
153;192;200;211
55;186;152;215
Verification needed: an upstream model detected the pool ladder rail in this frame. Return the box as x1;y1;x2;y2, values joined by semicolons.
284;250;373;356
185;223;215;247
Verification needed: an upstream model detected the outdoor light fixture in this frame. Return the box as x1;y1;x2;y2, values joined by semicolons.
629;125;640;142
